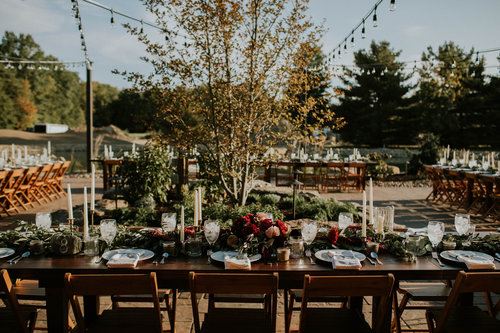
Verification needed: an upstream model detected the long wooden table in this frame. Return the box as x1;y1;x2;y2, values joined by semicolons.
3;254;498;333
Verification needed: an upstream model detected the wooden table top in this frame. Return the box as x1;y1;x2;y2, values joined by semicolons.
3;254;498;289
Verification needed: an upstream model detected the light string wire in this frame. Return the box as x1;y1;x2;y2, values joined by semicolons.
70;0;91;67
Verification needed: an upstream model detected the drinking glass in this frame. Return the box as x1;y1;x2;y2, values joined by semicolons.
454;214;470;236
403;235;422;263
427;221;445;248
338;212;353;231
161;213;177;233
35;212;52;230
100;219;117;248
203;219;220;258
301;221;317;263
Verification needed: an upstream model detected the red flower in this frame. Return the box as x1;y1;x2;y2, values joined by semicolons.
328;226;339;245
276;220;288;236
243;222;260;236
185;226;196;238
259;218;273;233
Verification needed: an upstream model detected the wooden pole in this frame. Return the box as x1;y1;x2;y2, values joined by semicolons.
86;62;93;173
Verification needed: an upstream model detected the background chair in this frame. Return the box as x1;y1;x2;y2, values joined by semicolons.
426;271;500;333
0;269;38;333
65;272;163;333
189;272;278;333
298;274;395;333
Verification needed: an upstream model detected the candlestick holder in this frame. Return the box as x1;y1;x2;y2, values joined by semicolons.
67;218;75;234
90;209;95;227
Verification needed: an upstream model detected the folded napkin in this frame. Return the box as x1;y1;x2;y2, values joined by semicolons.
406;227;428;236
457;255;495;270
107;253;140;269
331;254;362;270
224;255;251;270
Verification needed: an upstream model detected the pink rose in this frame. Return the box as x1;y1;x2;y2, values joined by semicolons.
265;226;280;238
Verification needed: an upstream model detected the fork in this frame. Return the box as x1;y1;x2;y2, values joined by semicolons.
432;252;445;267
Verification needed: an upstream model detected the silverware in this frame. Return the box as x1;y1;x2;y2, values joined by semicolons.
432;252;445;267
7;254;22;264
495;253;500;262
370;252;383;265
305;249;315;264
366;257;376;265
94;256;103;264
9;251;30;264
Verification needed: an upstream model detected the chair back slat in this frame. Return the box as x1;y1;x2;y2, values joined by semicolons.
189;272;278;294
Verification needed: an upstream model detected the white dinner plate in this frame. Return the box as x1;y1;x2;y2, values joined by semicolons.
315;249;366;263
440;250;493;263
210;251;262;263
0;248;15;258
102;249;155;261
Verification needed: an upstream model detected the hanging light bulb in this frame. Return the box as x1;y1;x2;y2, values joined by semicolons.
17;64;22;70
343;41;347;53
110;9;115;25
475;52;479;63
361;19;366;39
140;20;144;34
390;0;396;12
350;31;355;47
373;6;378;28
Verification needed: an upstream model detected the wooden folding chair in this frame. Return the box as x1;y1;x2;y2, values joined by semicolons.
0;269;38;333
54;161;71;196
298;274;395;333
31;164;54;204
65;272;163;333
0;170;13;216
44;162;63;200
1;169;26;214
189;272;279;333
15;166;41;210
426;271;500;333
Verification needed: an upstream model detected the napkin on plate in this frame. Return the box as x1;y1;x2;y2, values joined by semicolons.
457;255;495;270
224;255;251;270
331;254;362;270
107;253;140;269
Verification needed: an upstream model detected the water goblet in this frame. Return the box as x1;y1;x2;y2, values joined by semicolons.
338;212;353;232
161;213;177;233
427;221;445;249
99;219;117;249
35;212;52;230
454;214;470;236
203;219;220;261
301;220;318;263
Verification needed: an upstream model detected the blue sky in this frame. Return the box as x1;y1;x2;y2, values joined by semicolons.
1;0;499;88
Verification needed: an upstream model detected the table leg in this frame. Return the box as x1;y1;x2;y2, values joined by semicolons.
45;287;69;333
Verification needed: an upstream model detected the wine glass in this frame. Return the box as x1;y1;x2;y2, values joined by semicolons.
301;221;318;263
100;219;117;249
204;220;220;261
454;214;470;236
338;212;353;232
35;212;52;230
161;213;177;233
427;221;445;250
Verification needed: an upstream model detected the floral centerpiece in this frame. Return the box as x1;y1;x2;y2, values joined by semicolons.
230;213;289;259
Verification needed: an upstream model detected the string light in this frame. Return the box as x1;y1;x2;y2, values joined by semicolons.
390;0;396;12
361;19;366;39
373;5;378;28
110;9;115;25
70;0;91;65
140;20;144;34
350;30;355;47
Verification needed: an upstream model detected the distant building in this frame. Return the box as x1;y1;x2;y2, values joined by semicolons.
33;123;69;134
